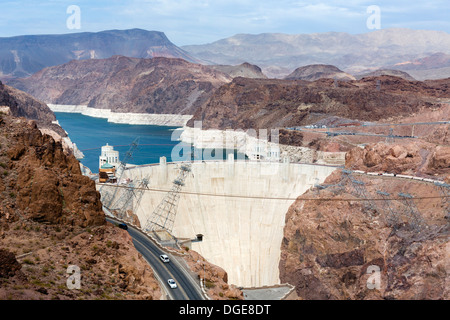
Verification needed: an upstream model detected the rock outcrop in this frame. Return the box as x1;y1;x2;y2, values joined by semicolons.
182;249;244;300
0;113;161;300
284;64;355;81
356;69;416;81
279;170;449;300
3;117;104;226
0;81;63;136
209;62;267;79
345;142;450;180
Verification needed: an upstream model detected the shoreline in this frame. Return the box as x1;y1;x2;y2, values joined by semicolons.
48;105;346;166
179;126;346;165
47;104;193;127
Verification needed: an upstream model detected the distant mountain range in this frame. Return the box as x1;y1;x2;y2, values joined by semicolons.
2;28;450;81
0;29;199;79
7;56;231;115
182;28;450;79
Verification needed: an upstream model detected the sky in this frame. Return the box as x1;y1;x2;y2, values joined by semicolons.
0;0;448;46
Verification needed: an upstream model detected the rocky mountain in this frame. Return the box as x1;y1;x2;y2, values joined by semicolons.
209;62;267;79
279;141;449;300
182;28;450;78
8;56;232;115
284;64;355;81
0;29;199;79
0;111;164;299
355;69;416;81
187;75;450;131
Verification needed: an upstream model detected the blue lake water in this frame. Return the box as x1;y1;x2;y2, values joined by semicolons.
54;112;245;173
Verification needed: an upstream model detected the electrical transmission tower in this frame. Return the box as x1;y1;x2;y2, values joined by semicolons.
341;169;377;214
376;190;400;228
434;182;450;219
111;177;149;222
144;163;192;234
398;193;426;232
100;137;140;209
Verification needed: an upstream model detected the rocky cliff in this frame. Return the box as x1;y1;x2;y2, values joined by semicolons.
0;81;63;136
8;56;232;115
279;153;449;300
0;113;161;300
182;249;243;300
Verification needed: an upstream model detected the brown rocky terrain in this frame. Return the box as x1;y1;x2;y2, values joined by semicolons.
181;248;243;300
284;64;355;81
279;158;449;300
187;76;449;133
8;56;232;115
345;142;450;179
0;112;162;300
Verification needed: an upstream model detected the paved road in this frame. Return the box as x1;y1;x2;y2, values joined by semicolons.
106;217;204;300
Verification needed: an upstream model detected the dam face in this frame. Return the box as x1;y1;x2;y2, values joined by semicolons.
105;159;337;287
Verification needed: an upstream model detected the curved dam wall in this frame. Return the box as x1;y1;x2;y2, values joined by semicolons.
103;159;337;287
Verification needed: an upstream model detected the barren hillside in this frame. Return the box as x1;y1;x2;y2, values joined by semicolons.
8;56;232;115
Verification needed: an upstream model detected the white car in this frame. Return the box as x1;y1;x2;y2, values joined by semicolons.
160;254;170;263
168;279;177;289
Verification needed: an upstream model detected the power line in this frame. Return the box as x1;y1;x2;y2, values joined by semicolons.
97;182;449;202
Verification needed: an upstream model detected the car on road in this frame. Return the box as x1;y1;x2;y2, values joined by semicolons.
117;223;128;230
160;254;170;263
168;279;177;289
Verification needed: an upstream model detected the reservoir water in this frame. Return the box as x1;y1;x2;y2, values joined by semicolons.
54;112;245;173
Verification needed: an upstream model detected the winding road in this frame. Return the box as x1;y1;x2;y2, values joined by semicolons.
105;217;204;300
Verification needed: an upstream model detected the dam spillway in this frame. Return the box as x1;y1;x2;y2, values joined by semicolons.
100;158;337;287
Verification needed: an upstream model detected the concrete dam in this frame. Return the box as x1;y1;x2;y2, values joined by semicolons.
101;158;337;288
